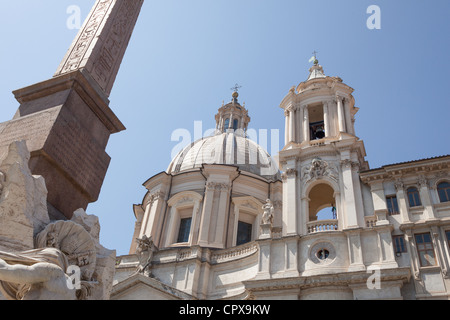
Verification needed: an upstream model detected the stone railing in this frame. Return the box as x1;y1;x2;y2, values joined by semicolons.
307;219;338;234
210;242;259;264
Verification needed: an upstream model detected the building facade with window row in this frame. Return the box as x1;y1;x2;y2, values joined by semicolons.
112;60;450;300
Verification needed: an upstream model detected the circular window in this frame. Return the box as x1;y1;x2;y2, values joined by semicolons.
310;242;336;265
317;249;330;260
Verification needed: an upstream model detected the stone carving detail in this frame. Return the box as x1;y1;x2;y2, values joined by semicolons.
0;141;115;300
302;158;338;183
0;141;50;251
56;0;114;75
417;175;428;189
135;235;157;277
55;0;144;96
340;159;359;171
206;182;230;192
281;168;297;181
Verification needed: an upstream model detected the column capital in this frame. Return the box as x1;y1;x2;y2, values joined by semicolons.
394;179;405;191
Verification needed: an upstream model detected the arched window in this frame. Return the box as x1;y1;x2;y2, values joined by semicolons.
224;118;230;129
407;187;422;207
233;119;239;130
437;182;450;203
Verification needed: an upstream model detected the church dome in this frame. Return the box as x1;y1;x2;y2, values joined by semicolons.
167;132;280;180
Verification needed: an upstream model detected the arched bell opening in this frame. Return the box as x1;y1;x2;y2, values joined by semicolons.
306;182;339;234
308;183;336;222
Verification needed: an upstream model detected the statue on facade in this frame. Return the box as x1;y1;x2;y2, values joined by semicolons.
262;199;274;226
259;199;274;240
135;235;156;276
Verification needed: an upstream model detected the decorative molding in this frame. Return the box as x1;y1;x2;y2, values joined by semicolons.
281;168;298;181
417;175;429;189
146;191;165;206
206;181;231;192
340;159;359;171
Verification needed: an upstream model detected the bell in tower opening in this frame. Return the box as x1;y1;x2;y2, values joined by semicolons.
310;121;325;140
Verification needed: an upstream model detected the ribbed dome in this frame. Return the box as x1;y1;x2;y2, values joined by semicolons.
167;132;280;180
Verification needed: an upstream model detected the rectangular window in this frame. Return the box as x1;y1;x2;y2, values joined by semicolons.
236;221;252;246
393;235;406;254
386;195;399;215
415;233;436;267
177;217;192;243
407;188;422;207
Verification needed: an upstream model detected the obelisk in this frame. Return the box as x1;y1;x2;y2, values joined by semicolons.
0;0;144;219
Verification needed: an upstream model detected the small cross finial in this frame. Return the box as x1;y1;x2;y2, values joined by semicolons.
231;83;242;93
309;51;319;65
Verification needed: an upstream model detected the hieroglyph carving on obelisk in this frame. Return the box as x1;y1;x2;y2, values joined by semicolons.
54;0;144;97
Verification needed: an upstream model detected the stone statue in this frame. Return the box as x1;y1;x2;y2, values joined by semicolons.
135;235;156;276
262;199;274;226
0;247;77;300
0;219;101;300
0;141;116;300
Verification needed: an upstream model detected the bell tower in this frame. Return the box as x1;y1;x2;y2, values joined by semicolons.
278;56;369;247
282;58;359;147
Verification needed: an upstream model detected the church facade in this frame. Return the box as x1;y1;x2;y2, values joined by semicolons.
112;59;450;300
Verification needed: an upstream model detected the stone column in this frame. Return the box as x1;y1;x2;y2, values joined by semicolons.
404;229;421;280
213;184;231;248
289;108;295;143
303;105;310;143
394;180;411;223
198;182;215;246
295;106;302;142
323;101;330;138
418;176;436;220
341;159;360;229
300;196;310;235
343;98;353;135
376;227;398;268
336;96;346;133
282;163;298;236
255;239;271;280
284;110;290;145
141;192;166;242
346;229;365;271
368;181;389;225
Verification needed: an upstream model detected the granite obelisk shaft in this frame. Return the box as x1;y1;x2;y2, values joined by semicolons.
0;0;144;219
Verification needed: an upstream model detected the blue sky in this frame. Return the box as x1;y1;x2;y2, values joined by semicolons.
1;1;449;256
